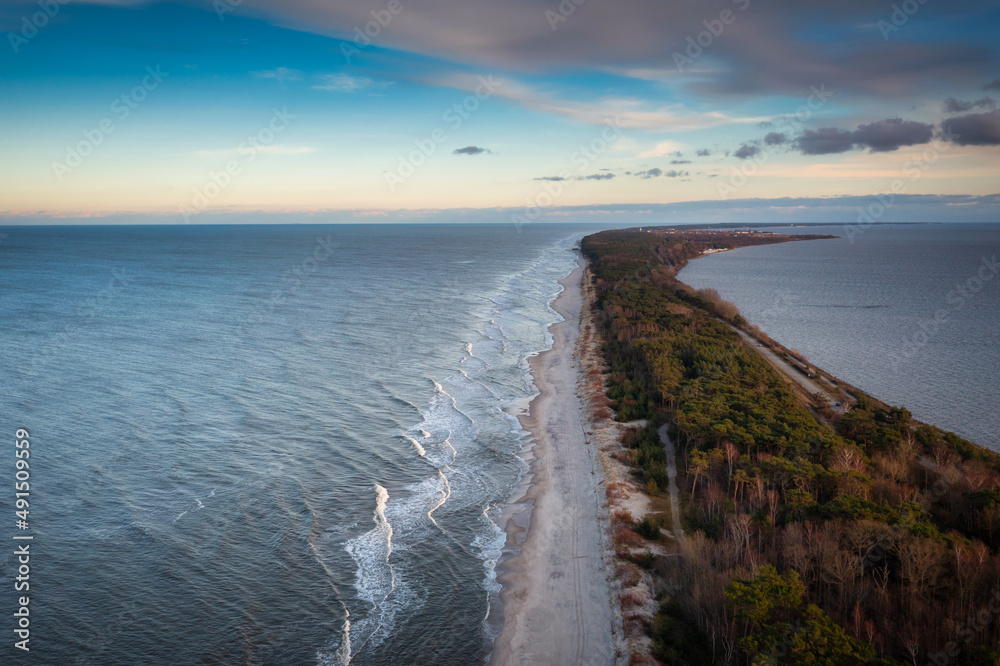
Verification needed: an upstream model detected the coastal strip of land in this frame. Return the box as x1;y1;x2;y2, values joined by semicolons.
492;257;619;666
577;227;1000;665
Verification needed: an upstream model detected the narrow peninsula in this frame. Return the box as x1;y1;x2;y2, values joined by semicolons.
575;227;1000;666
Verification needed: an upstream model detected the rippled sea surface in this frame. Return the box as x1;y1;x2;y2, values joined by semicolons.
0;223;598;665
679;223;1000;450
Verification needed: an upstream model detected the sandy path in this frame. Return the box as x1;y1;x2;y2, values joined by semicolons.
491;258;616;666
657;424;685;543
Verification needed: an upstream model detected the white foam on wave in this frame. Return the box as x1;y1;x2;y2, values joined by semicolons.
474;503;509;646
409;380;477;468
427;468;452;527
335;614;351;665
441;436;458;462
349;484;394;604
341;484;403;659
330;235;583;662
317;611;353;666
434;380;476;427
344;485;394;613
402;434;426;457
459;368;502;402
473;504;506;597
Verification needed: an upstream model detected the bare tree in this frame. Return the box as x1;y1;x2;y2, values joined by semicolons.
898;537;945;601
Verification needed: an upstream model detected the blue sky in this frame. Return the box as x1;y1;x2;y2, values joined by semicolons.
1;0;998;222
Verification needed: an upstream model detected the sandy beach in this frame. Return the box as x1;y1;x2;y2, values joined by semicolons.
491;257;618;666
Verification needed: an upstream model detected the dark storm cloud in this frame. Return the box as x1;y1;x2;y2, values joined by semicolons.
795;128;855;155
851;118;935;152
941;110;1000;145
943;97;996;113
689;40;993;99
764;132;787;145
792;118;934;154
696;149;711;157
985;79;1000;91
218;0;996;100
453;146;491;155
734;144;759;159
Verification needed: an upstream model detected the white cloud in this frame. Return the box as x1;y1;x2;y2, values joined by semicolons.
638;140;685;158
312;74;389;93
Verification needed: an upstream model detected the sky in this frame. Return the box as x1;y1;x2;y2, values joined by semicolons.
1;0;999;223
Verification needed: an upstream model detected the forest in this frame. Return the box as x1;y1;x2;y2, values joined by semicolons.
581;228;1000;665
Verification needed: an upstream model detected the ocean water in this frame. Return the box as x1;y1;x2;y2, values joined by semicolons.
0;223;598;665
679;223;1000;451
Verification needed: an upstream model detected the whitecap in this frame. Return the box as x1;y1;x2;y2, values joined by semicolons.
426;468;452;527
402;434;426;457
335;615;351;665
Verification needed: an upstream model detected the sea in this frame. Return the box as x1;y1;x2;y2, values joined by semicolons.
0;223;599;665
679;223;1000;451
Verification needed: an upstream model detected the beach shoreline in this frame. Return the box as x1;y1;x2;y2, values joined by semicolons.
491;255;619;666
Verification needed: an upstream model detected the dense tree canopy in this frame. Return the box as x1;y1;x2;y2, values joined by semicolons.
582;228;1000;665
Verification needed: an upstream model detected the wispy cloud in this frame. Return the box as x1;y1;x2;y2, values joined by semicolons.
427;73;767;131
533;173;615;181
312;74;389;93
638;140;684;158
253;67;303;84
627;168;689;179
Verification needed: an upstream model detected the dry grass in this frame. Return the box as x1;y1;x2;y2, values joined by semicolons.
618;562;641;587
593;405;614;421
615;527;645;550
624;613;651;638
621;590;646;609
607;481;628;502
580;267;662;665
613;509;635;526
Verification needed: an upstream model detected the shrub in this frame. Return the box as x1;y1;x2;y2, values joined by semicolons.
637;515;663;540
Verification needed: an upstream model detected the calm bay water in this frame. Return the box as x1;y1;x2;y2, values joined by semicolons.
0;223;599;665
680;223;1000;450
